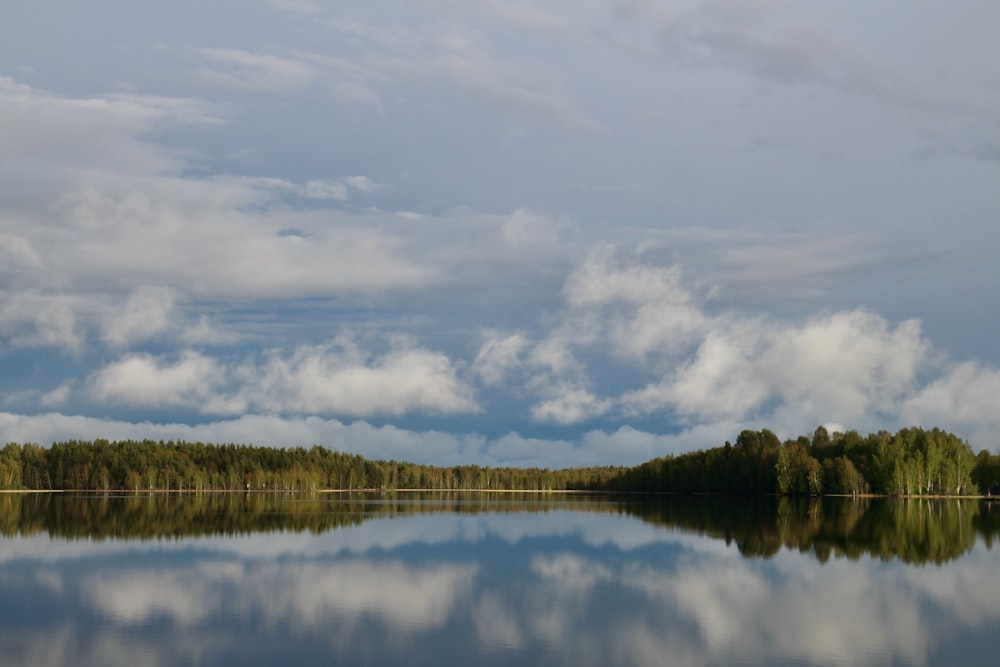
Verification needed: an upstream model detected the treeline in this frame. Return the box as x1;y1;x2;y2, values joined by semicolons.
0;439;621;493
0;426;997;495
599;426;991;496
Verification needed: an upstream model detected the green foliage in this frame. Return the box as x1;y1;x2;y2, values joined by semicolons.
0;425;987;497
592;426;982;497
0;439;622;493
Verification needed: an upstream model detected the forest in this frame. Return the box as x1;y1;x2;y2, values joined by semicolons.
0;425;998;496
603;426;1000;497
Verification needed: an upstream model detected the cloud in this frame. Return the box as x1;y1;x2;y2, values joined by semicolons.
0;76;218;181
0;293;84;351
563;250;709;360
508;251;958;443
84;337;478;419
323;17;601;129
88;351;231;411
473;332;527;386
616;0;931;109
178;45;387;110
102;286;176;347
187;47;319;93
243;174;381;201
531;388;613;425
0;411;706;468
0;78;426;317
501;209;567;247
240;339;479;417
40;383;73;407
0;233;43;269
901;361;1000;450
48;181;429;300
2;2;999;466
267;0;322;15
619;309;926;427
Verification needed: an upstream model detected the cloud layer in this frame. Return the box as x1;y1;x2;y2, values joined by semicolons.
1;1;999;463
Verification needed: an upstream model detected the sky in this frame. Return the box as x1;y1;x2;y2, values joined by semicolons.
1;0;998;468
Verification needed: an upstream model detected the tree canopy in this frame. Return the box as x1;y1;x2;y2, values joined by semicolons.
0;426;993;496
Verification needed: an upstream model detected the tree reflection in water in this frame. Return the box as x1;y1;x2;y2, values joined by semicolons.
0;494;999;667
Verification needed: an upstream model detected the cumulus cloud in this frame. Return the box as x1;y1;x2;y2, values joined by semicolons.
88;351;232;411
473;332;527;386
240;339;478;417
563;250;709;360
511;250;986;448
84;337;478;419
0;293;84;351
618;309;926;428
901;362;1000;450
102;286;176;347
531;388;613;425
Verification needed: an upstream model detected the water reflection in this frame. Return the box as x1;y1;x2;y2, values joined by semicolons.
1;494;998;666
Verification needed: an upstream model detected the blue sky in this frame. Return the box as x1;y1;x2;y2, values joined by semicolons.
1;0;998;467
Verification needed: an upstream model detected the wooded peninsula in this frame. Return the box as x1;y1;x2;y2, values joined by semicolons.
1;425;999;496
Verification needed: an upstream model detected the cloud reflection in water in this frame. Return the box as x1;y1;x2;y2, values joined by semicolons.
0;505;998;666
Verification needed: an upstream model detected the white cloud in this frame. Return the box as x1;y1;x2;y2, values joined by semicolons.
563;250;709;359
83;337;478;419
345;175;380;193
473;332;527;386
509;251;951;439
40;383;73;407
88;351;231;411
901;361;1000;450
621;323;770;422
102;286;176;347
531;388;612;425
242;340;479;417
0;76;218;180
0;79;427;313
0;293;84;351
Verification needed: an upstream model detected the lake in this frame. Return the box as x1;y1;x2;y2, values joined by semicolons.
1;493;998;666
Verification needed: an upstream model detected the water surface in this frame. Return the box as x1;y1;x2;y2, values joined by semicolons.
1;493;998;666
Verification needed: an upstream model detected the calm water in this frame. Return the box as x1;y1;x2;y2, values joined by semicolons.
1;493;998;666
